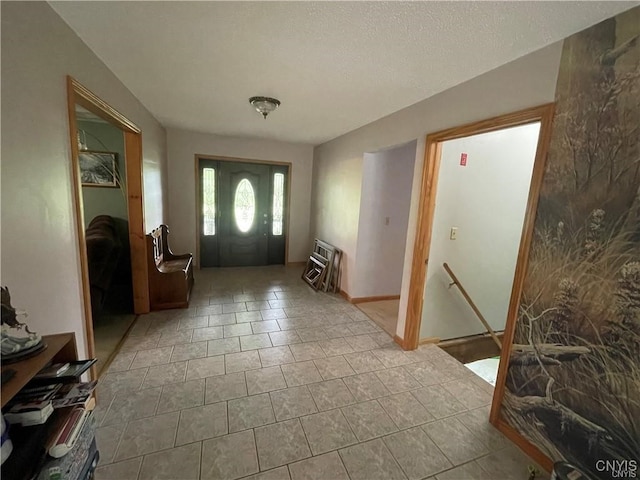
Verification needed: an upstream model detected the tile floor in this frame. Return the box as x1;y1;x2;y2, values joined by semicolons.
94;312;137;376
94;266;546;480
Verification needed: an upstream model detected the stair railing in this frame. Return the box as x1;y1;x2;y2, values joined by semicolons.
442;262;503;350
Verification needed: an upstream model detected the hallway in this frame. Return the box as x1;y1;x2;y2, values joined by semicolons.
93;266;545;480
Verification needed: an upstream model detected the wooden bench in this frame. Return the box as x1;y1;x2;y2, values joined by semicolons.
146;224;194;310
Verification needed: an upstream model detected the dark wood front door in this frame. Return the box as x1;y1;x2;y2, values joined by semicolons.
198;158;288;267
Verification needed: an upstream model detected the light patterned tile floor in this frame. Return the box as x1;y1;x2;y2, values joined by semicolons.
94;266;547;480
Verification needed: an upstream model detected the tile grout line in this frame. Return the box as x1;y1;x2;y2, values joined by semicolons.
96;270;506;479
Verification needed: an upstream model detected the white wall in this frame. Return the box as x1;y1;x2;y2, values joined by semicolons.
166;128;314;264
1;2;168;357
311;42;562;339
353;141;416;298
420;123;541;340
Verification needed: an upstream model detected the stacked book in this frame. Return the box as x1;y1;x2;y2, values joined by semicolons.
2;358;98;480
4;361;96;428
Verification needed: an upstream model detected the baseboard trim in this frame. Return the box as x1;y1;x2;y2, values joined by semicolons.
339;290;352;302
286;261;307;267
393;335;405;349
339;293;400;304
418;337;440;345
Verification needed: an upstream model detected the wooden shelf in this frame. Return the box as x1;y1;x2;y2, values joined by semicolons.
1;333;77;408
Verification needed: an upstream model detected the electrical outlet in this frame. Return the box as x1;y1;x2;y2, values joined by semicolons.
450;227;458;240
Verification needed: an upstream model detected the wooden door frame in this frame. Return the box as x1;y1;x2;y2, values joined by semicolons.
399;104;555;469
194;154;293;268
66;76;150;373
401;103;555;351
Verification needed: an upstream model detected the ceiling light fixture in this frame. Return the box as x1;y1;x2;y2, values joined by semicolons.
249;96;281;119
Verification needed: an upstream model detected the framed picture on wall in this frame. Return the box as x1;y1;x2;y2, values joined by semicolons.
79;151;118;187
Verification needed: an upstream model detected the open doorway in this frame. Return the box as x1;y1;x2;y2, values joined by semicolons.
402;104;555;379
67;77;149;377
353;141;417;336
423;122;542;383
76;107;136;373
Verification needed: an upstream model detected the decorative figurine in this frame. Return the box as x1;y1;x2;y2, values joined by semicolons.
1;287;44;361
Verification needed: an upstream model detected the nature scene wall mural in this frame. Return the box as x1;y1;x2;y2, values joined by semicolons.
500;7;639;479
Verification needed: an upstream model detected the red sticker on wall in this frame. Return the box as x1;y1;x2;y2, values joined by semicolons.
460;153;467;166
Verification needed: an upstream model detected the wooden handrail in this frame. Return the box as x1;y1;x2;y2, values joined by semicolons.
442;262;503;350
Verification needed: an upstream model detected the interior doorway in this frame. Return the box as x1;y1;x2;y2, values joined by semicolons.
76;109;136;374
351;141;417;337
402;104;555;353
422;122;542;343
67;77;149;377
197;156;289;268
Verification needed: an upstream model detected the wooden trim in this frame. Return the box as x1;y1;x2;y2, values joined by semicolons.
67;78;96;375
393;335;404;347
194;155;292;267
69;77;141;134
337;292;400;304
423;104;554;144
350;295;400;304
404;104;556;355
404;138;442;350
494;419;553;473
490;103;556;424
196;153;291;167
124;131;150;313
418;337;440;345
67;76;150;374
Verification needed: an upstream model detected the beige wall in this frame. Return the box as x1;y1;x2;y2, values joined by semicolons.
166;128;314;264
311;42;563;339
1;2;168;357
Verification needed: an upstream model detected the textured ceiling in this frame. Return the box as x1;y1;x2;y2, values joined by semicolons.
50;1;637;145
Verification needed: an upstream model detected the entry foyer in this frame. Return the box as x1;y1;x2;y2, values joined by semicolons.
94;266;545;480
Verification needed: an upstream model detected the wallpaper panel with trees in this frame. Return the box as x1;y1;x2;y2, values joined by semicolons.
500;7;640;479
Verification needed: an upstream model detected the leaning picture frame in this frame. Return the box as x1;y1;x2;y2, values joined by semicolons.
79;151;118;187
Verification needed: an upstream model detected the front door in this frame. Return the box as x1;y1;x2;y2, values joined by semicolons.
198;158;288;267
